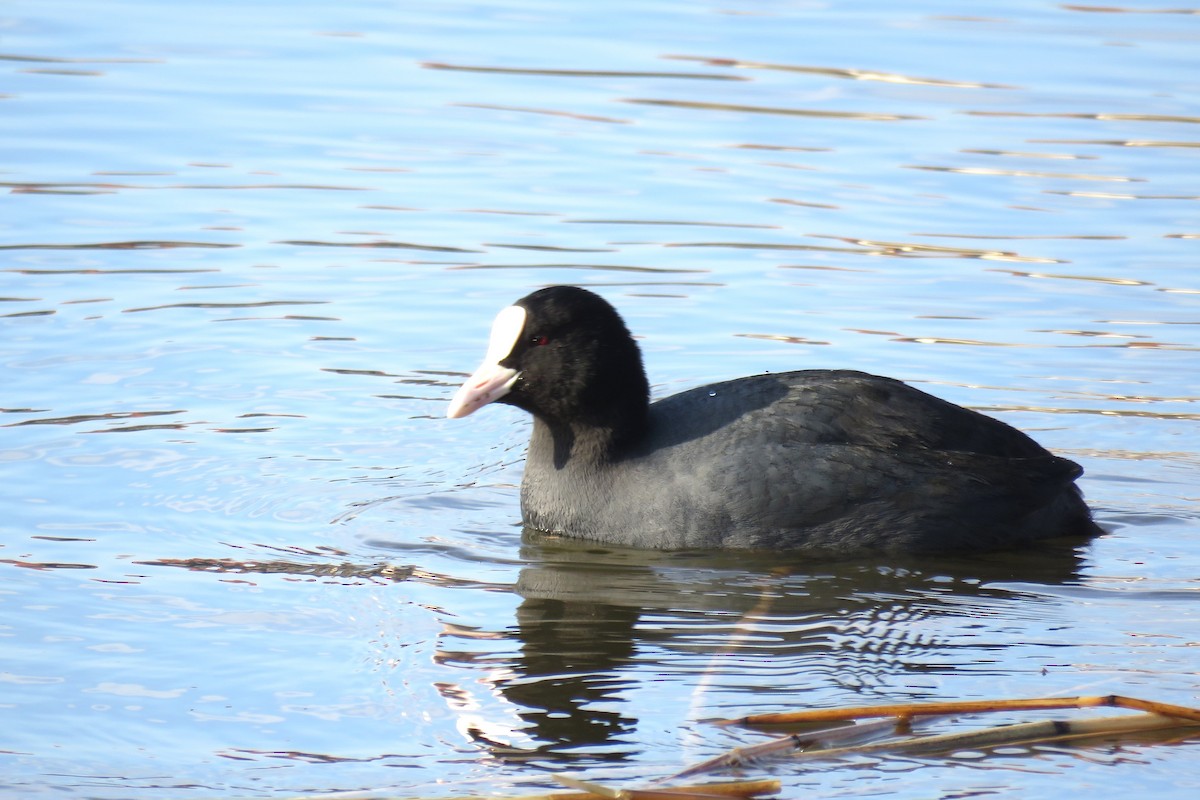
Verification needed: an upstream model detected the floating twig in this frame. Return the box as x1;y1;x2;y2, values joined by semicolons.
550;775;781;799
788;712;1194;762
666;717;901;781
715;694;1200;728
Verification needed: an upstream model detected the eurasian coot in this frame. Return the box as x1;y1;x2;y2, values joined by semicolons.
447;286;1100;553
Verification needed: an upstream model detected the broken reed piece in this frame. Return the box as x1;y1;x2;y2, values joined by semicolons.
506;697;1200;799
787;712;1194;763
666;717;901;781
653;694;1200;781
713;694;1200;729
549;775;781;799
665;709;1200;784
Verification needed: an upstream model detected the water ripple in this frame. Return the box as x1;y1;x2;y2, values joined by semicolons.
623;98;925;121
422;62;750;81
665;54;1019;89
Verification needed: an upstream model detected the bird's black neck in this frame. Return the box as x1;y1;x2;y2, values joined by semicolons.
530;390;648;470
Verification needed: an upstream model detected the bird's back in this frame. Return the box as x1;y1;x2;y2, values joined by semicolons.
522;370;1097;552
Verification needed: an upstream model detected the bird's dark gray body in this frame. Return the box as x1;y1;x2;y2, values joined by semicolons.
521;370;1093;552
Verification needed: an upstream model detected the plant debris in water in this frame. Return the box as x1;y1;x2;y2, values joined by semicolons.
328;694;1200;800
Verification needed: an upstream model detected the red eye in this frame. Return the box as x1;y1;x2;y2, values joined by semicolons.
531;334;549;347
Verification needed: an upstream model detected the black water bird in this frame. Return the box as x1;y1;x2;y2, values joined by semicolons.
447;286;1100;553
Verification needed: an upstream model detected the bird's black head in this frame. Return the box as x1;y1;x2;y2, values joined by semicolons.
447;286;650;447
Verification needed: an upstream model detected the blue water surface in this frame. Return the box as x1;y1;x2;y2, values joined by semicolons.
2;1;1198;797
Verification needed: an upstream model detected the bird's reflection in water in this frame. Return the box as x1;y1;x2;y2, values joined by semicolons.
475;530;1091;761
146;533;1091;765
501;591;641;753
